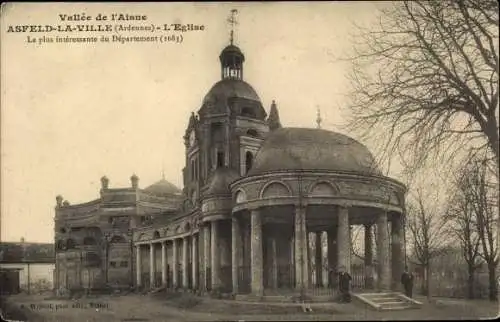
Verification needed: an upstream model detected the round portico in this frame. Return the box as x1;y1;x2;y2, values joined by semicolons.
229;128;407;296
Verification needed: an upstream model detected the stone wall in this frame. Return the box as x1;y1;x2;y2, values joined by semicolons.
0;263;54;292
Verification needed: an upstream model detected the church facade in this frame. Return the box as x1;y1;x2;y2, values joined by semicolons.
54;39;407;297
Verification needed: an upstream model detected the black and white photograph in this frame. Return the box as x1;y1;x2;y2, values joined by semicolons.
0;2;499;321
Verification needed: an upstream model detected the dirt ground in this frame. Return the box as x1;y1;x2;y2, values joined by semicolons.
1;292;498;322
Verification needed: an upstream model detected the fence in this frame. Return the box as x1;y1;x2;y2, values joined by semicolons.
413;270;490;299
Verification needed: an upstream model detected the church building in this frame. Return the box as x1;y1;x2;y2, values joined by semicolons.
54;19;407;298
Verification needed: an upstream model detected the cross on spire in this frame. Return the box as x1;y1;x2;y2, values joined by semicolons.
161;159;165;180
227;9;238;45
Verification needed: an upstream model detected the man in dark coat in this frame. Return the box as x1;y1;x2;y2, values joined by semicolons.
401;266;414;298
338;267;352;303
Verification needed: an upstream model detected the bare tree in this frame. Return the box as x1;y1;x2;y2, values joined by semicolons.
462;156;498;301
444;168;482;299
406;187;449;298
342;0;499;178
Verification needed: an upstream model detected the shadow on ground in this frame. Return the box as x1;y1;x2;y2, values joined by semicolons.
150;290;344;316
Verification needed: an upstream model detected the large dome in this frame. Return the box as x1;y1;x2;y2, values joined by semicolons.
247;127;381;176
203;79;261;104
143;179;181;196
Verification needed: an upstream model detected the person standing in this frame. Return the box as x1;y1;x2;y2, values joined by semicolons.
338;267;352;303
401;266;414;298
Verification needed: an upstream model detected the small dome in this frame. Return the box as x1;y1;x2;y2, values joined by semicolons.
143;179;181;196
203;79;261;104
219;44;245;60
248;127;381;176
206;167;240;196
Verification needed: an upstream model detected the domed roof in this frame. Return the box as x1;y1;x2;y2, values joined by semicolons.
248;127;381;176
219;44;244;59
143;179;181;196
206;167;240;196
203;79;261;104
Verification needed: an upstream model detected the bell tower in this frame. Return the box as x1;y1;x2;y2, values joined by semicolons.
220;9;244;80
182;9;275;205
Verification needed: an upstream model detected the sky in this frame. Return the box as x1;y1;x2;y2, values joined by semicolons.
1;2;391;243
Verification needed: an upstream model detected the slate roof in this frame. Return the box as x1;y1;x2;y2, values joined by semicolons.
248;127;382;176
143;179;181;196
203;79;261;104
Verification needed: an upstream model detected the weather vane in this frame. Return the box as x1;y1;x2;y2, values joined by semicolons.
227;9;238;45
316;106;322;129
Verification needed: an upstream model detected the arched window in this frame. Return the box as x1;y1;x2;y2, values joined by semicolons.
191;189;198;206
216;150;225;168
211;123;224;142
83;237;96;245
261;182;290;198
246;129;258;137
56;240;65;251
234;190;247;203
191;159;195;181
245;151;253;174
309;182;338;197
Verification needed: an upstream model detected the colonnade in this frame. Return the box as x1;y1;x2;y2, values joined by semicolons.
134;204;404;295
135;233;200;289
230;205;404;295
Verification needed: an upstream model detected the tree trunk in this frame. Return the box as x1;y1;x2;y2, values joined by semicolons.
425;265;431;299
467;266;475;299
420;266;426;295
487;262;497;301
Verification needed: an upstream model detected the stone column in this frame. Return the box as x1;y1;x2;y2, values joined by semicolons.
192;234;199;290
270;237;278;289
172;239;178;288
291;235;295;285
337;206;350;273
136;245;142;287
294;205;308;290
250;208;264;296
182;237;189;288
391;214;404;290
327;228;337;288
231;217;241;294
161;242;167;287
211;220;221;289
377;211;391;290
149;243;155;288
203;224;211;291
315;232;323;287
364;224;374;289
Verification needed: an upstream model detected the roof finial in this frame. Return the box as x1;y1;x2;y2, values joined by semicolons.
161;164;165;180
267;100;282;131
227;9;238;45
316;106;322;129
